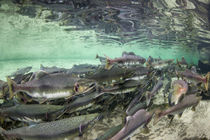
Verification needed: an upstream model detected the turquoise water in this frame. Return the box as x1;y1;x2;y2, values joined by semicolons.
1;1;210;140
0;1;202;79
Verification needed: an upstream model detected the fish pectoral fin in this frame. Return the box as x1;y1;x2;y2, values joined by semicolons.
153;110;163;125
178;112;183;118
191;106;196;111
7;77;17;99
167;115;174;126
146;91;152;106
141;125;150;134
177;94;185;104
78;123;83;137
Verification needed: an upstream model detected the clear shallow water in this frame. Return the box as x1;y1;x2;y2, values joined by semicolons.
0;1;210;140
0;0;206;63
1;0;206;81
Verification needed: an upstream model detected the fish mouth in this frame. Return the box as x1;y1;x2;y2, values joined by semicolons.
74;82;96;94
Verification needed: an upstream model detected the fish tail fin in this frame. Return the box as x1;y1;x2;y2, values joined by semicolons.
146;91;152;106
104;54;113;70
204;72;210;91
153;109;163;125
0;127;6;135
7;77;17;99
96;54;99;59
176;58;181;67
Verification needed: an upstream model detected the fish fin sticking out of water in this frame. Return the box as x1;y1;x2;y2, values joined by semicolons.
7;77;18;99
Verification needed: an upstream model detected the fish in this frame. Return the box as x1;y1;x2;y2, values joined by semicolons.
67;64;97;77
86;65;134;84
105;51;146;69
9;66;32;78
146;56;161;65
176;56;188;67
110;109;153;140
0;80;6;98
95;124;123;140
154;94;201;125
7;73;91;102
65;86;104;114
147;59;174;69
178;69;209;90
101;80;140;95
146;76;164;106
0;113;99;140
126;101;147;116
127;65;149;80
96;54;106;65
170;80;188;105
40;64;67;74
0;104;65;123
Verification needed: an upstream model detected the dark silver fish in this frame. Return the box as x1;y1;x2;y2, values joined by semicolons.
110;109;153;140
86;65;134;83
9;66;32;77
40;64;67;74
101;80;140;95
96;124;123;140
0;104;65;123
0;113;99;139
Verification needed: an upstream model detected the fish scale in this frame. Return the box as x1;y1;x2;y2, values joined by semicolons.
2;113;99;139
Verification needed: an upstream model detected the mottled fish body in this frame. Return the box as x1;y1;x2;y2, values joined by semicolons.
0;104;65;122
0;113;99;139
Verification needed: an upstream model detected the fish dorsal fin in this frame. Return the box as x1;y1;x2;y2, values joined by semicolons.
177;94;185;104
35;70;49;79
125;116;133;128
40;64;44;69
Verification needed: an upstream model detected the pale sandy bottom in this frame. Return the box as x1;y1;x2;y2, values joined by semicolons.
75;101;210;140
